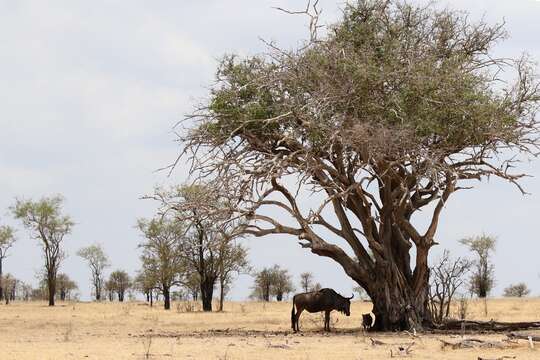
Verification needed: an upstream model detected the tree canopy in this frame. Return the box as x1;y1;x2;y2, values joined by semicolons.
180;0;540;330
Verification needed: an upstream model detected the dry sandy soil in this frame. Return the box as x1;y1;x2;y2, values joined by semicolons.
0;298;539;359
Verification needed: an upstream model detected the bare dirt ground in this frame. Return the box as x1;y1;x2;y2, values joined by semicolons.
0;298;539;359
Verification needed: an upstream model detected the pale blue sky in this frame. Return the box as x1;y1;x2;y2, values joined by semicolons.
1;0;539;301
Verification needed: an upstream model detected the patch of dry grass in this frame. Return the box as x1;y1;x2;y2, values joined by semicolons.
0;298;538;359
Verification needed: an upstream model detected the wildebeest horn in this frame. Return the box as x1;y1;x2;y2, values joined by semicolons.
347;294;354;300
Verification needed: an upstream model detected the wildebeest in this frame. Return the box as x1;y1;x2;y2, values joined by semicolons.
291;288;353;332
362;313;373;330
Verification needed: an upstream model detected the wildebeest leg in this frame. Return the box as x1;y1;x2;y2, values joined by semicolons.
324;310;330;331
295;308;304;331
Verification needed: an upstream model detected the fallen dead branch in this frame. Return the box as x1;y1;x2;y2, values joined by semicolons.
477;356;516;360
439;338;508;349
370;338;415;347
507;332;540;342
437;320;540;332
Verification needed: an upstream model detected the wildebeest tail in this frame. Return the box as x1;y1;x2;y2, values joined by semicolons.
291;296;296;330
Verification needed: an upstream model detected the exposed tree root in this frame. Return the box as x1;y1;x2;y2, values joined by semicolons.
435;320;540;332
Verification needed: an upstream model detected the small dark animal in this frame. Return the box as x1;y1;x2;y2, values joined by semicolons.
362;313;373;330
291;288;353;332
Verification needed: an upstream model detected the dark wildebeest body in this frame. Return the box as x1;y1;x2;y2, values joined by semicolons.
362;313;373;331
291;288;353;332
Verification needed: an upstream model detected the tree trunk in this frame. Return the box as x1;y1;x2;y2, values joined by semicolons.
366;246;432;331
47;275;56;306
0;258;3;300
219;280;225;312
200;279;214;312
163;287;171;310
118;291;124;302
276;292;283;302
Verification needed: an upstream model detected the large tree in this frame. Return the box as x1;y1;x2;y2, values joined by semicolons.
180;0;540;330
77;244;110;301
0;225;16;300
12;196;74;306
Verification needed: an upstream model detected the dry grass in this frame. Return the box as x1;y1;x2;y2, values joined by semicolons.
0;298;539;359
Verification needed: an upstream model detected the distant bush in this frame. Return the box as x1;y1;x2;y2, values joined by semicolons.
503;283;531;297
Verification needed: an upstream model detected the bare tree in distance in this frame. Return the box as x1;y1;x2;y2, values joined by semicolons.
460;235;496;298
216;240;250;311
271;265;295;301
11;196;74;306
1;273;16;304
105;278;115;301
133;270;157;306
56;273;78;301
251;267;274;301
300;272;314;293
108;270;131;302
503;283;531;298
178;0;540;329
138;217;185;310
251;265;294;301
77;244;110;301
147;183;249;312
428;250;472;324
0;225;16;300
353;286;368;301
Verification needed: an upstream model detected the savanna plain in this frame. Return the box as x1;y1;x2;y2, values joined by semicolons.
1;298;539;360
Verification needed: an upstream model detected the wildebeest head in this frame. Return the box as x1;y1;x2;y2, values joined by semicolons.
337;294;353;316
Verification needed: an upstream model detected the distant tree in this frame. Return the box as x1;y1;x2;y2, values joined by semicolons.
137;217;185;310
108;270;131;302
353;286;369;301
1;273;16;304
300;272;314;293
311;282;322;292
461;235;496;298
216;240;250;311
183;273;200;301
18;282;33;301
104;279;115;301
0;225;16;300
251;268;274;301
428;250;472;323
271;265;295;301
11;196;74;306
251;265;294;301
133;270;156;306
503;283;531;298
77;244;110;301
148;183;249;312
55;273;78;301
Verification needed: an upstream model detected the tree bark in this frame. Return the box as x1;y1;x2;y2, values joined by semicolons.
219;280;225;312
47;274;56;306
201;279;214;312
0;258;3;300
163;287;171;310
